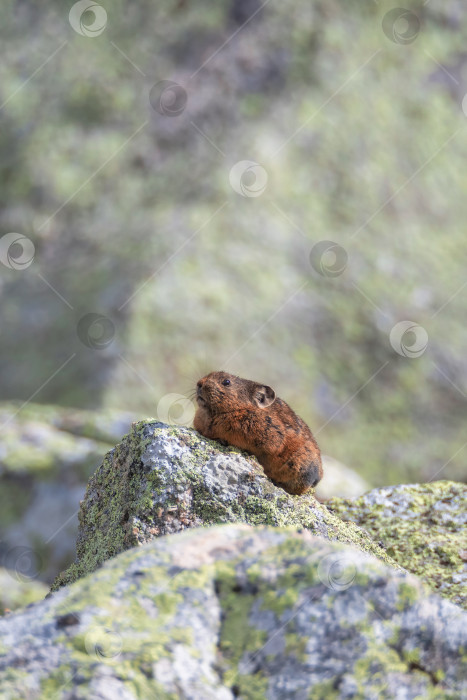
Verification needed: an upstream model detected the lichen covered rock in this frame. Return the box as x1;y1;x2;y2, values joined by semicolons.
0;568;48;614
52;422;398;590
0;401;134;583
327;481;467;609
1;525;466;700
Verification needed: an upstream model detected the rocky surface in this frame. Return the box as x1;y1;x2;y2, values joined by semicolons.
0;403;370;590
0;568;48;614
327;482;467;609
51;422;399;591
1;525;466;700
0;402;134;583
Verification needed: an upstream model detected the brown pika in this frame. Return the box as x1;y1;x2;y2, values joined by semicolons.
193;371;323;495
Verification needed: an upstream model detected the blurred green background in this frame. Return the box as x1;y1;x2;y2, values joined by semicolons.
1;0;466;521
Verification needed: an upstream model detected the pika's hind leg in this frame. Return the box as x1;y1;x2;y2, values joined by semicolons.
265;456;322;495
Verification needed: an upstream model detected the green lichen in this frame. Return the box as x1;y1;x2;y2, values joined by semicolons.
215;537;319;693
231;673;269;700
45;542;197;699
153;591;183;616
0;668;31;694
328;482;467;609
348;640;455;699
0;567;48;614
353;646;407;680
51;423;154;591
216;566;267;669
1;525;462;699
308;680;339;699
261;587;299;615
396;582;419;612
284;633;307;661
52;423;402;591
213;531;455;699
40;667;77;699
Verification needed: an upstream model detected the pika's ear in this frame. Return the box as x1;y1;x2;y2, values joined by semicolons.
254;385;276;408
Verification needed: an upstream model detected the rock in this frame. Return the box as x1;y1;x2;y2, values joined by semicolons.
1;525;466;699
0;568;48;614
315;455;370;500
0;402;135;451
327;481;467;609
51;422;400;591
0;402;133;583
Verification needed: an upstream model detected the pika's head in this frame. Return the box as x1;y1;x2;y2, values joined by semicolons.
196;371;276;414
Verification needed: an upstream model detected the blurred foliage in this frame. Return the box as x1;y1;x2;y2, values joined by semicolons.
0;0;466;486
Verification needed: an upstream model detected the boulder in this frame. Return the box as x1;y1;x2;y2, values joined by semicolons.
1;525;466;699
315;455;370;500
327;482;467;609
0;402;133;583
0;568;48;614
51;422;398;591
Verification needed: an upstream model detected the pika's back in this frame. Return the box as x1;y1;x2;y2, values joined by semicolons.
193;371;323;495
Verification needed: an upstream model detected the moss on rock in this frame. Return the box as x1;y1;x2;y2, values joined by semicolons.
0;568;48;614
51;422;400;591
0;401;134;583
2;526;464;699
327;481;467;609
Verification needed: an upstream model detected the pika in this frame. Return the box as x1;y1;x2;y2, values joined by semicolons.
193;371;322;495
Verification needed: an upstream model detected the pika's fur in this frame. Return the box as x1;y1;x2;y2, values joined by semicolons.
193;371;322;495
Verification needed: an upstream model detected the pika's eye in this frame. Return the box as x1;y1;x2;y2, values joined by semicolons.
222;379;231;386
